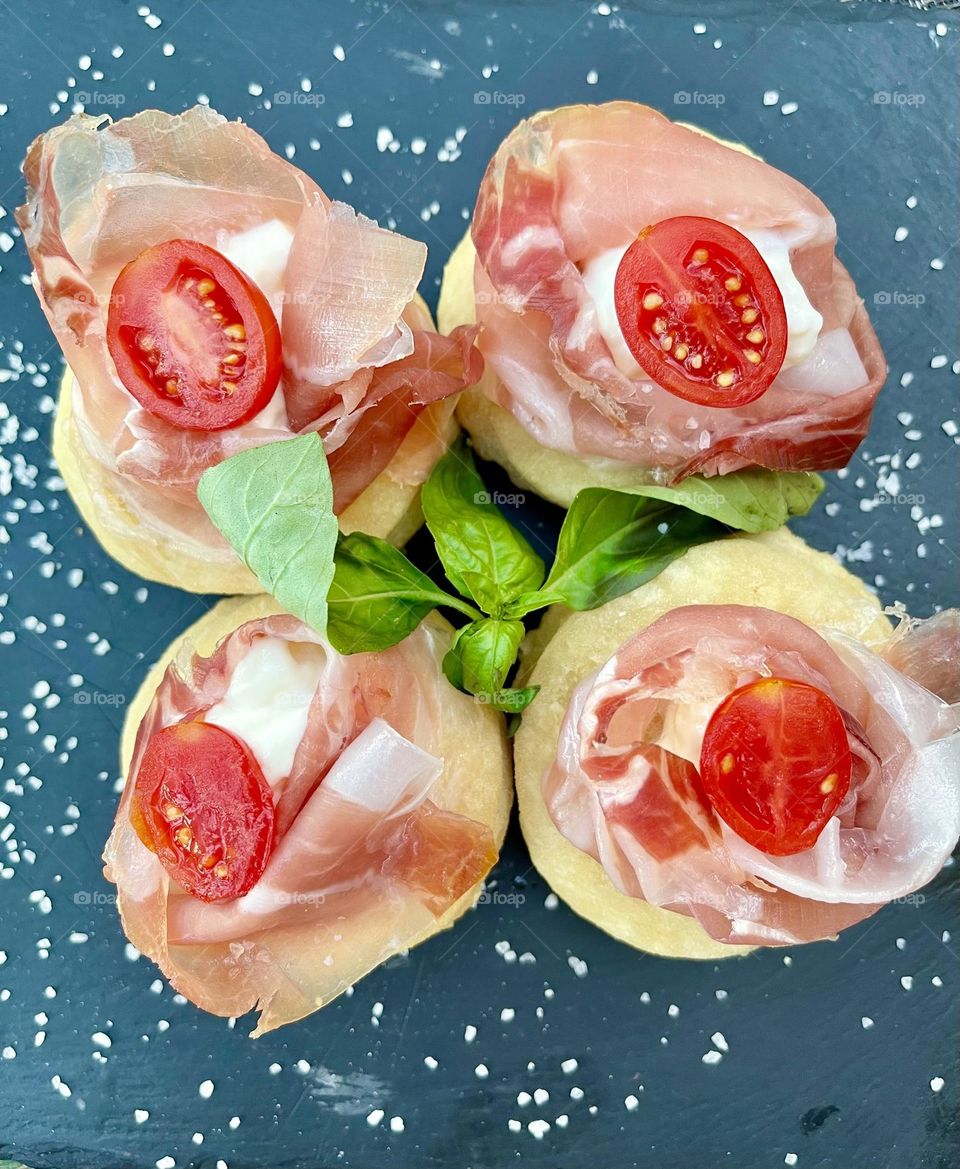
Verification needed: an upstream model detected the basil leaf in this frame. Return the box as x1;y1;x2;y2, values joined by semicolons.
198;433;338;632
442;617;532;712
520;488;725;613
421;436;545;614
327;532;480;654
443;617;524;692
623;469;823;534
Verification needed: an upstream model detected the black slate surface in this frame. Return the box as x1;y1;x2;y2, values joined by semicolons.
0;2;958;1168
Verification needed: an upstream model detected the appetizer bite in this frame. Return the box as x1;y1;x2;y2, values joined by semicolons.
18;106;481;593
107;594;511;1034
439;102;887;508
515;529;960;957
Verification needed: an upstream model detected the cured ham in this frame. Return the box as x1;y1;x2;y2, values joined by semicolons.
104;614;496;1033
543;605;960;946
470;102;887;480
18;106;481;555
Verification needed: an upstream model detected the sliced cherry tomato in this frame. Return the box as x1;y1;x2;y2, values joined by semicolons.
132;720;275;902
699;677;852;856
106;238;281;430
613;216;788;408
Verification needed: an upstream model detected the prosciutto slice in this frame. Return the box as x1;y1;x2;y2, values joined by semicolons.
543;605;960;946
471;102;887;480
18;107;481;556
104;616;496;1033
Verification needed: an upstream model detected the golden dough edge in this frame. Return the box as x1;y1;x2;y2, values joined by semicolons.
514;528;892;960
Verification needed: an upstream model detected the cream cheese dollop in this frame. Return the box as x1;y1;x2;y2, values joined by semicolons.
205;636;326;787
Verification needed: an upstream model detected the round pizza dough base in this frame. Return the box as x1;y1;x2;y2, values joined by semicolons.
55;294;458;594
514;527;892;960
119;594;514;979
435;120;761;508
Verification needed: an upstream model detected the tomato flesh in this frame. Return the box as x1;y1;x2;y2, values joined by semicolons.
107;238;281;430
132;720;275;902
613;216;788;408
699;677;852;856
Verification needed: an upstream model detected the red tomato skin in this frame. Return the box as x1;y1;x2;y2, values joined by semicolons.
106;238;282;431
699;677;853;856
132;720;275;902
614;216;788;409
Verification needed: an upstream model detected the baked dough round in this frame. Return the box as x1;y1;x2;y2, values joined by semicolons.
55;294;458;594
514;528;891;960
436;121;760;508
120;594;514;967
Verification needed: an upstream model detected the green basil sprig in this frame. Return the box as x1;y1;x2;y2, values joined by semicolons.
326;531;481;654
512;488;725;614
200;433;822;717
420;436;545;612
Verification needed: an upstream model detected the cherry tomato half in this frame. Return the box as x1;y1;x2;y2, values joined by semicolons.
106;239;281;430
699;677;852;856
613;216;788;408
132;720;275;902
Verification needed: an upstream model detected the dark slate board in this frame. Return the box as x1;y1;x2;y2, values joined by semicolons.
0;2;957;1168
